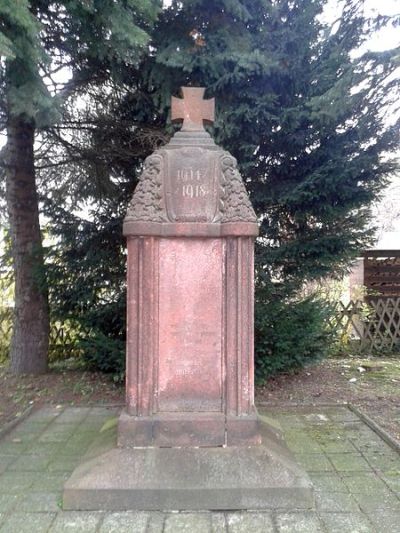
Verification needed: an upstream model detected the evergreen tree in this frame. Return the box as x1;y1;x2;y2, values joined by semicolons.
148;0;399;378
0;0;160;374
39;0;399;378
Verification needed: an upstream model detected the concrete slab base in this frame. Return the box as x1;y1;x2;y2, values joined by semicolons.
63;415;314;511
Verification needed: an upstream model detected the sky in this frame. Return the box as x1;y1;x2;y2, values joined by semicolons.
324;0;399;51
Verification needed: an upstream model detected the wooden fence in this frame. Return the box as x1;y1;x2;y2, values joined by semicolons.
364;250;400;298
332;297;400;352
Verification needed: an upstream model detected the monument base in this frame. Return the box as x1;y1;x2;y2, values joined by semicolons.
118;410;262;447
63;415;314;511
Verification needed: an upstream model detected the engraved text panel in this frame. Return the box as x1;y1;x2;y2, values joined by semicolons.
158;238;223;412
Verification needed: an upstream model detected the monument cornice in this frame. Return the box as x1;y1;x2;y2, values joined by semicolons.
123;220;259;237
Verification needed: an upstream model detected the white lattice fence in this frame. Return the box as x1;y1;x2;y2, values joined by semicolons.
334;298;400;351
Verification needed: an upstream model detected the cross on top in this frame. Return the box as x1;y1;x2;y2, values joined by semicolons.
171;87;215;132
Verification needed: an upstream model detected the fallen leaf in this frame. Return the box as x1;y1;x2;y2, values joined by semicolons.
100;417;118;433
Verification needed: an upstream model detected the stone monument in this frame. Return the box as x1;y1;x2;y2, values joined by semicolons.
63;87;313;511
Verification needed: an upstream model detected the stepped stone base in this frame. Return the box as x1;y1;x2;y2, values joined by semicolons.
63;415;314;511
118;410;262;447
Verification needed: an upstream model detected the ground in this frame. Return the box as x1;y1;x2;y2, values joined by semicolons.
0;404;399;532
0;357;399;532
0;357;399;445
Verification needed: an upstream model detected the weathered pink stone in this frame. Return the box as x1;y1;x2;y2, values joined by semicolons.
120;87;260;447
158;238;223;413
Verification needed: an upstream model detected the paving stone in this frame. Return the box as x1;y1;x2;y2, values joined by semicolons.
363;451;400;471
18;491;61;512
98;511;149;532
276;512;323;532
354;439;394;455
303;413;333;425
49;511;103;532
328;411;361;423
32;472;70;491
0;512;56;532
328;453;373;472
275;414;309;429
38;425;79;443
7;454;51;471
0;454;18;473
12;421;49;434
62;432;98;455
381;470;400;492
87;407;121;417
352;489;400;511
320;438;358;454
0;493;19;513
47;455;82;472
346;428;373;440
211;512;226;532
226;511;275;532
309;473;350;493
26;441;63;457
29;407;63;421
75;418;112;432
314;491;359;512
53;408;90;424
319;512;375;532
3;430;38;444
0;471;36;493
284;429;312;440
285;436;323;454
0;440;30;455
146;512;165;533
294;453;334;472
341;472;392;494
164;512;212;533
366;509;400;531
309;428;347;441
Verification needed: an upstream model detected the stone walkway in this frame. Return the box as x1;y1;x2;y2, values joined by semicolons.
0;405;398;532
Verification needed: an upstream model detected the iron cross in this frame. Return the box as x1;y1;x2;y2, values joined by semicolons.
171;87;215;132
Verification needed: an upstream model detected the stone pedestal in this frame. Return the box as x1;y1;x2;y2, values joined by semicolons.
120;232;260;447
63;87;314;511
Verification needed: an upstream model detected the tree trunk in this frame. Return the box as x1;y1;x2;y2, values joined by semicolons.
5;116;49;374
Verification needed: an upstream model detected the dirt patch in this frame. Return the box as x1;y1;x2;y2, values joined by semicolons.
0;357;399;443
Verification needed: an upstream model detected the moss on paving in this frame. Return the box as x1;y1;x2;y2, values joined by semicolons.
0;406;399;532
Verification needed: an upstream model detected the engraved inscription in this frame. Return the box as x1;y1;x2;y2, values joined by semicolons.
158;239;223;412
177;168;208;198
181;183;207;198
177;168;207;182
164;149;219;222
175;366;202;377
